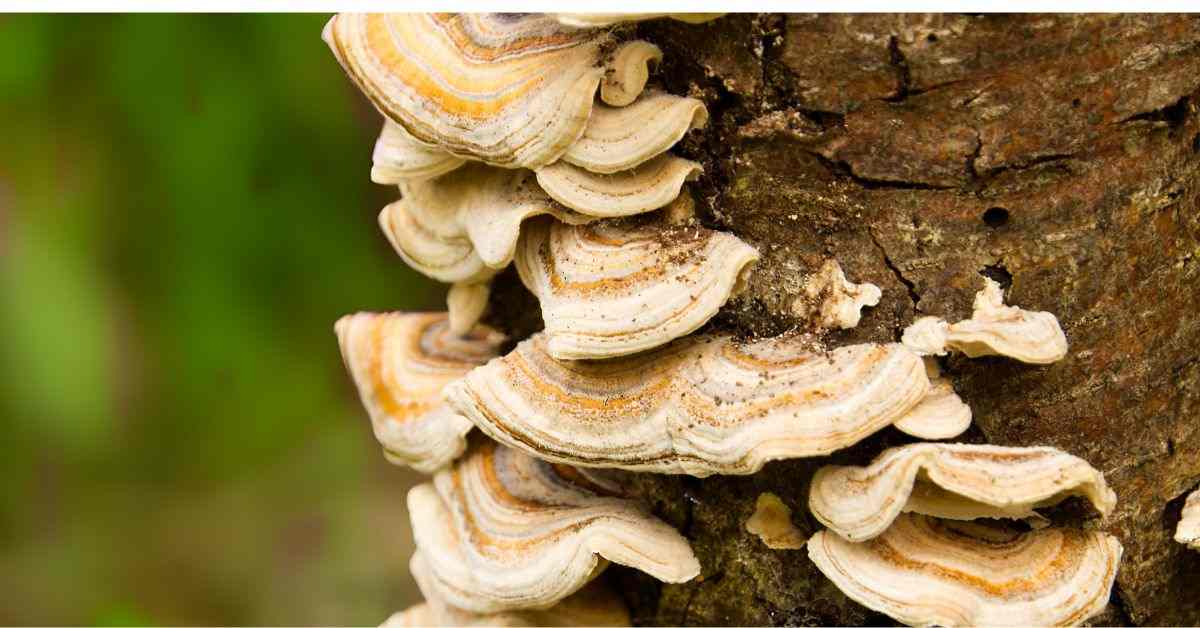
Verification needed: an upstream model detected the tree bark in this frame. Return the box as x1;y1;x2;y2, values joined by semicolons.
486;14;1200;626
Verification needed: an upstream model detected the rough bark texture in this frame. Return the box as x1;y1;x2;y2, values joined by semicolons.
486;13;1200;626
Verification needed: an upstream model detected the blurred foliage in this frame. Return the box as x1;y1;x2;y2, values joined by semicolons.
0;14;441;625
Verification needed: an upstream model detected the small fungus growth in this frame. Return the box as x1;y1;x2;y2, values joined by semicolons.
745;493;808;550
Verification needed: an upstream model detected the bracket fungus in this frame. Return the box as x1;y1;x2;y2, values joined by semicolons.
334;312;504;473
514;216;759;359
380;163;592;285
891;359;972;440
371;120;466;184
408;439;700;613
447;333;930;476
808;443;1116;542
378;163;595;330
901;278;1068;364
1176;489;1200;550
792;259;882;330
324;13;610;169
535;155;703;217
807;514;1123;627
600;41;663;107
745;492;808;550
385;551;630;627
561;92;708;175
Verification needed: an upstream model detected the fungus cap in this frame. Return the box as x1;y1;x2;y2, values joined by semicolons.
324;13;608;169
334;312;504;472
409;439;699;613
600;41;663;107
561;92;708;175
447;333;930;476
1176;489;1200;550
901;316;949;356
514;216;759;360
535;155;702;218
371;119;466;184
807;514;1122;628
901;279;1068;364
949;277;1069;364
388;551;630;627
891;359;971;440
808;443;1117;542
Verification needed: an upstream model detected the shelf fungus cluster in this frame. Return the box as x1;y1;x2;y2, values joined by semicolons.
325;11;717;332
807;514;1122;627
327;13;1125;628
806;443;1121;626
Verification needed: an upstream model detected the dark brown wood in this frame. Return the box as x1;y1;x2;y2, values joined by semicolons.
486;14;1200;625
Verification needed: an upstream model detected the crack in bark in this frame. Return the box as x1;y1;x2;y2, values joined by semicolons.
1116;90;1194;129
807;150;958;190
972;151;1077;182
868;227;920;322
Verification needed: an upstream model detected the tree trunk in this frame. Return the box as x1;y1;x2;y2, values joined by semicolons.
486;14;1200;626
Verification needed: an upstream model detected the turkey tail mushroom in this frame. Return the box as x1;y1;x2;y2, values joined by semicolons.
383;551;630;627
560;92;708;175
514;215;758;360
408;439;699;613
808;443;1116;543
807;514;1122;627
324;13;608;169
600;41;663;107
334;312;504;473
447;333;930;476
902;277;1068;364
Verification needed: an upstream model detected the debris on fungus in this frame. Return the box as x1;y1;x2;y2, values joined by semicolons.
334;312;504;473
447;333;930;476
409;439;700;613
745;492;808;550
513;215;759;359
807;514;1122;627
808;443;1116;542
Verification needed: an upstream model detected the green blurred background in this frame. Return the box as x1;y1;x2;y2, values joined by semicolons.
0;13;442;625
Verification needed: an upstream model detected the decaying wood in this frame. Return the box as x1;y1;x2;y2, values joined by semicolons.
482;13;1200;626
